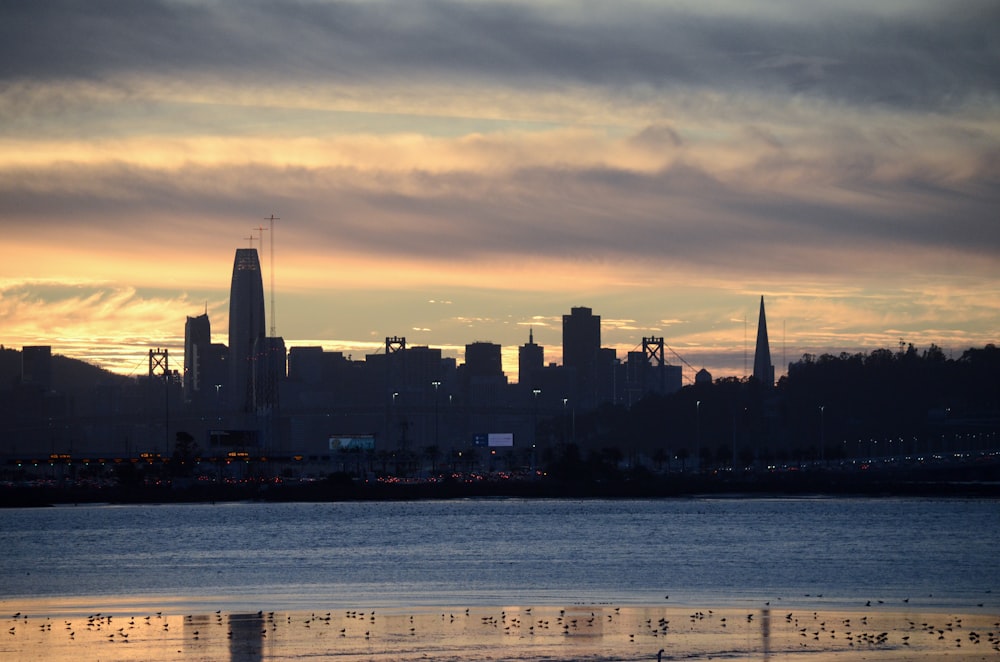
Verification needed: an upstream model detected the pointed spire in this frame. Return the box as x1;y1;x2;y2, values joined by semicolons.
752;296;774;387
529;327;534;344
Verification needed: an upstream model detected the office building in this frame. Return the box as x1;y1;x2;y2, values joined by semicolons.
228;248;266;413
563;307;601;407
518;328;544;388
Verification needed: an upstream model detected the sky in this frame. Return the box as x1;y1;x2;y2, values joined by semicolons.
1;0;998;383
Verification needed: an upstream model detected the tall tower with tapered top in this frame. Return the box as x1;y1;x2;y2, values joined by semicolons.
752;295;774;387
228;248;266;413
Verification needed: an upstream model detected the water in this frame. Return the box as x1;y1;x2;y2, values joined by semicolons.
2;497;998;616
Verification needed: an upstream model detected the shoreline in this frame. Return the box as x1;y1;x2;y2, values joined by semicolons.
2;601;997;661
4;468;1000;508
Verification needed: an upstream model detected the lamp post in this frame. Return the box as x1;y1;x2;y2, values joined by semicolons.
431;381;441;448
819;405;825;465
695;400;701;473
532;389;541;448
392;391;400;450
562;398;568;444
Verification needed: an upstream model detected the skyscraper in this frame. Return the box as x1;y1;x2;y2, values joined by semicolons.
183;312;211;399
464;341;503;379
563;306;601;406
518;328;544;388
228;248;266;413
752;295;775;387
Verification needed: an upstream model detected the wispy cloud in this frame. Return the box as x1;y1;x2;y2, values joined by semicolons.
0;0;997;379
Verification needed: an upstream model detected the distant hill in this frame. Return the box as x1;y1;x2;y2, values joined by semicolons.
0;346;132;394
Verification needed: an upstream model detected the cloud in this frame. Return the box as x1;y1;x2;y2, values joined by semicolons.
2;0;997;113
0;279;225;373
2;107;997;291
0;0;998;379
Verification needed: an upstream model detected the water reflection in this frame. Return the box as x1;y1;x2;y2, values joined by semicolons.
228;612;263;662
760;608;770;660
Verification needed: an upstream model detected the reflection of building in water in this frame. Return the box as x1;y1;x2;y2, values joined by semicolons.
228;612;264;662
761;608;771;661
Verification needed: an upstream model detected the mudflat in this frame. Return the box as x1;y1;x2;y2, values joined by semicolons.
2;602;998;661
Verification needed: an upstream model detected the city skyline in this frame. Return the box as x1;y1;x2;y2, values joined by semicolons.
2;1;998;381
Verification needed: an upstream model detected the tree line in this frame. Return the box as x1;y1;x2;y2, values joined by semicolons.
539;343;1000;472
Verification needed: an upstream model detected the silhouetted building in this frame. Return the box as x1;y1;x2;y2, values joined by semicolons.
461;341;508;420
253;335;285;413
465;341;503;379
596;346;618;404
563;307;601;407
21;345;52;391
695;367;713;385
183;313;211;401
287;346;326;385
228;248;266;413
622;346;682;405
752;295;775;387
518;328;544;388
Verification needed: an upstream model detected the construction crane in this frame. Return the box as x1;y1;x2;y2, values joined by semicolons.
265;214;279;337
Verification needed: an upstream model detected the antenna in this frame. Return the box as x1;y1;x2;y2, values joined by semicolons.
266;214;279;337
743;314;748;378
245;234;255;248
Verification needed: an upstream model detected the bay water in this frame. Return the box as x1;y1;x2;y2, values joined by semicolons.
2;497;997;617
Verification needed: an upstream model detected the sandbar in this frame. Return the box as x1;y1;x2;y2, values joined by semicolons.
1;602;998;661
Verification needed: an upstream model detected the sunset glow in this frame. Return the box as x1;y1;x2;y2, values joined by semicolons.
2;0;997;380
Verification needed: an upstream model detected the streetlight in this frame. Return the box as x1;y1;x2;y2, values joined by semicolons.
819;405;825;464
431;381;441;447
695;400;701;472
532;389;541;448
562;398;568;444
391;391;400;450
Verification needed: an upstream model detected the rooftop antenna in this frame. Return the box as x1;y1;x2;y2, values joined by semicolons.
266;214;279;337
743;313;748;378
252;222;271;334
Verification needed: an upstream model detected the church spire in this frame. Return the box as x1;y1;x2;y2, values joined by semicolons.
752;296;775;387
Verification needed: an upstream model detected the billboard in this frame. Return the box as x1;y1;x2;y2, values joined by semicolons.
328;434;376;451
208;429;258;448
473;433;514;447
487;432;514;447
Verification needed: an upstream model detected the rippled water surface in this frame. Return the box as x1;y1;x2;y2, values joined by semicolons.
2;498;998;614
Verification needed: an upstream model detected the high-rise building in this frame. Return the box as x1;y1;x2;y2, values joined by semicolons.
563;307;601;406
253;335;285;414
464;341;503;379
752;295;775;387
518;328;544;388
228;248;266;413
183;313;211;400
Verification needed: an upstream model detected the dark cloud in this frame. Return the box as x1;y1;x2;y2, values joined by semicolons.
4;152;997;277
1;0;997;111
